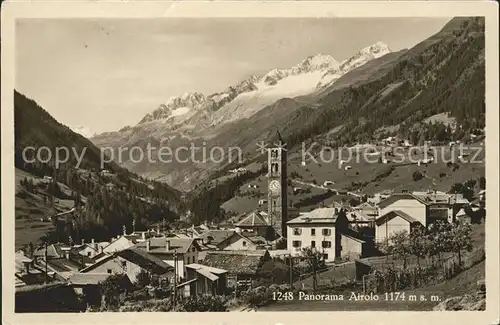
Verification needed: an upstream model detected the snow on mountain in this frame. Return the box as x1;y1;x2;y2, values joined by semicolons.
139;92;207;124
262;54;339;86
212;71;326;124
70;126;96;139
134;42;391;129
317;41;391;88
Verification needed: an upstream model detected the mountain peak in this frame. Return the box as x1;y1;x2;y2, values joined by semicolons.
292;53;339;74
360;41;391;58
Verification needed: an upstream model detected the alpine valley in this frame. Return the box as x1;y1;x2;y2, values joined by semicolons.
90;17;485;199
90;41;393;189
14;17;485;241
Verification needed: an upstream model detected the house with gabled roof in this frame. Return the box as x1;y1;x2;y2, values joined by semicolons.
73;239;110;259
375;210;422;243
79;247;174;284
181;263;228;296
377;193;431;225
375;192;465;243
216;230;268;251
32;244;94;280
134;237;201;280
199;229;235;246
102;234;142;254
353;201;379;219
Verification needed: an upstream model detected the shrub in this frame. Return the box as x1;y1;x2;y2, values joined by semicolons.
178;295;228;312
412;171;424;181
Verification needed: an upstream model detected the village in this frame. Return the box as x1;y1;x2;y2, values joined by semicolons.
14;135;487;312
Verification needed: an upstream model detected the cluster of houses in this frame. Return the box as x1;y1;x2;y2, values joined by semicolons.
286;188;485;262
15;210;289;303
15;184;485;309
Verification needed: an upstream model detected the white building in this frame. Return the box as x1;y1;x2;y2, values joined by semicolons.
286;208;365;262
375;193;457;243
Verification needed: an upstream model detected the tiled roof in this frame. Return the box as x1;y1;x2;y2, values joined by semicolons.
202;252;265;275
375;210;420;226
81;248;173;275
378;193;428;209
200;230;235;245
115;248;174;275
69;273;111;285
46;258;82;272
216;231;268;249
287;208;341;224
103;236;135;253
236;210;269;227
239;232;267;245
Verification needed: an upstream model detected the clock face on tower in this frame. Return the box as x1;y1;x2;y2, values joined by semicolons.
269;180;281;194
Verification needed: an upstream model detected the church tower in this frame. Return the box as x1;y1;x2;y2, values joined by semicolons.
267;131;288;238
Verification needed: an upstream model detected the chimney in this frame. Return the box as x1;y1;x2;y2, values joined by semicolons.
166;240;171;251
81;239;85;246
142;232;146;240
100;246;104;254
65;250;70;260
146;240;151;252
123;225;127;236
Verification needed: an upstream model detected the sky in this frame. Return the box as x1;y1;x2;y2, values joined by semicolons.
16;17;451;134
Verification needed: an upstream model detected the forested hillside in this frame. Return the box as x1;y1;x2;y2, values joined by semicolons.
283;17;485;148
14;91;186;246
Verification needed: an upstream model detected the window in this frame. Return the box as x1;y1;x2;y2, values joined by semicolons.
192;247;196;252
292;240;302;248
322;241;332;248
87;252;91;257
293;228;302;236
242;241;247;247
311;229;316;236
322;229;332;236
323;254;329;260
107;269;112;274
311;241;316;248
121;261;127;270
